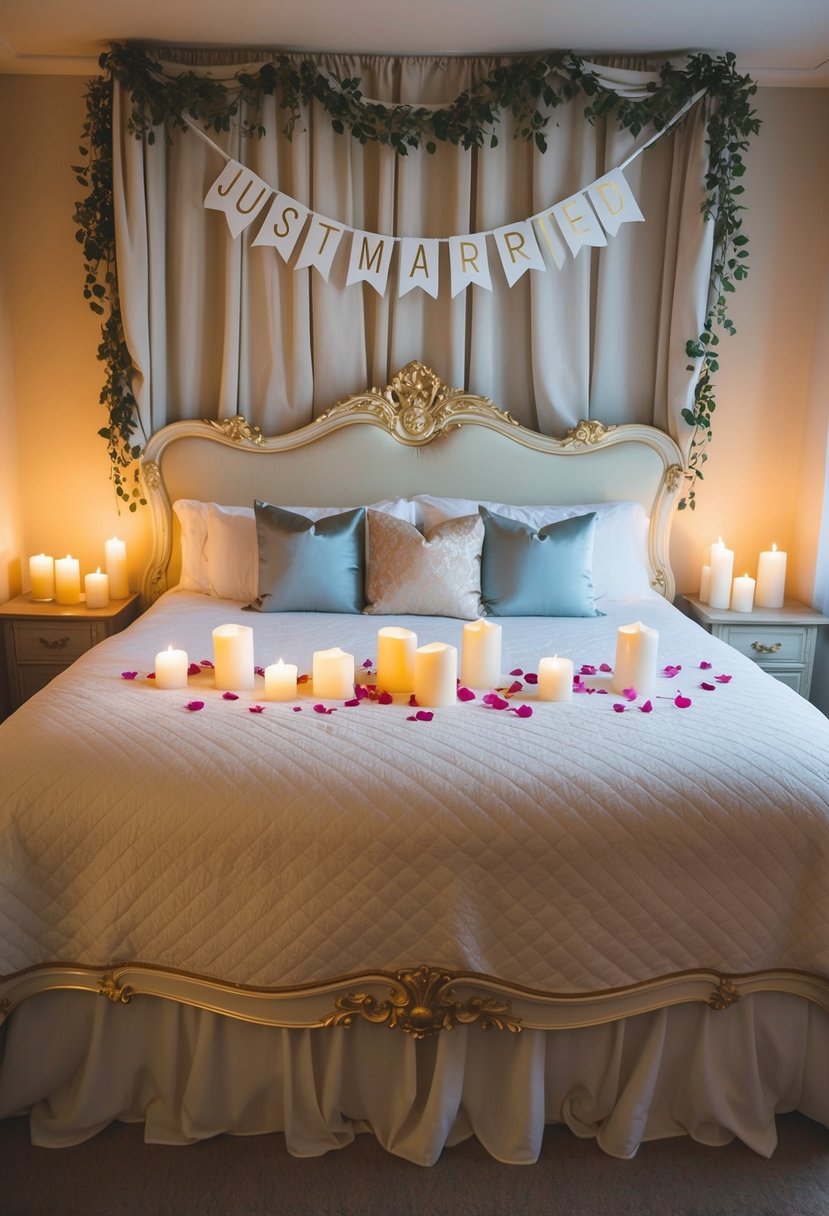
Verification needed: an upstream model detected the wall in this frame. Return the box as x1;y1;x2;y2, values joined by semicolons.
0;76;827;705
0;208;23;718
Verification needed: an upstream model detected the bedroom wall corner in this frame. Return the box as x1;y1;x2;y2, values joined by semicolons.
0;216;23;720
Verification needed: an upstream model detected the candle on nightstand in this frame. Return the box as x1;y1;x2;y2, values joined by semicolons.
731;573;755;613
105;537;129;599
708;537;734;610
29;554;55;601
155;645;189;690
755;544;787;608
54;555;81;605
84;567;110;609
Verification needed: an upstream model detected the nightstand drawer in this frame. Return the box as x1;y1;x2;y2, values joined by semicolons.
718;625;808;665
13;620;96;663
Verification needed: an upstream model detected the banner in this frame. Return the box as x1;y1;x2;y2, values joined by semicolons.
204;157;646;297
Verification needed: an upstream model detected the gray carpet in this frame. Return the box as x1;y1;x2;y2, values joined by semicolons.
3;1114;829;1216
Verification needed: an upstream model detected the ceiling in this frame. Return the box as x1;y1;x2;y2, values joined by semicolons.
1;0;828;85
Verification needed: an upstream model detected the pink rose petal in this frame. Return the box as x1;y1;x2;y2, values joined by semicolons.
377;691;393;705
701;682;716;691
121;671;138;680
714;674;732;684
509;704;533;718
408;694;419;707
507;680;523;695
524;672;538;685
662;664;682;678
254;666;265;678
573;679;587;694
407;710;434;722
612;703;626;713
222;691;239;701
457;686;476;702
699;661;712;670
622;687;637;701
147;672;156;679
509;668;524;677
580;664;597;676
313;703;336;715
200;660;214;669
674;693;693;709
185;700;204;711
640;700;653;713
483;693;509;710
597;688;609;695
187;663;201;676
344;698;361;707
362;658;374;669
248;704;265;713
292;706;302;712
599;663;613;673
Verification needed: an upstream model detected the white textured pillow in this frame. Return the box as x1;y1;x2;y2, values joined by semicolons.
172;499;210;593
364;510;484;619
412;496;654;601
203;499;418;602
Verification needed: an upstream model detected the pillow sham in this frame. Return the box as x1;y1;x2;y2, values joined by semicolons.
172;499;211;593
364;510;484;619
247;502;366;614
479;507;601;617
414;495;653;600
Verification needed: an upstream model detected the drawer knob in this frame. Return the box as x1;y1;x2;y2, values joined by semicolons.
751;641;782;655
39;635;70;650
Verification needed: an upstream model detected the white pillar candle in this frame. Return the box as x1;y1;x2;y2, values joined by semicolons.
265;658;298;701
84;567;110;609
313;647;355;700
376;626;417;694
54;555;81;605
612;621;659;697
105;536;130;599
155;645;189;690
755;544;787;608
413;642;458;707
212;623;255;691
731;573;755;613
460;618;502;689
699;564;711;604
708;537;734;610
29;553;55;601
537;655;573;702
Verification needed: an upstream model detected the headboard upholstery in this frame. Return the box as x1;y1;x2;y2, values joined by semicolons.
140;361;686;604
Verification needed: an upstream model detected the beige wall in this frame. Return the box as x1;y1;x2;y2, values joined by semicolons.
0;76;827;703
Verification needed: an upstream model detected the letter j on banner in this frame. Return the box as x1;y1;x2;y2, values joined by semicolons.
205;160;272;239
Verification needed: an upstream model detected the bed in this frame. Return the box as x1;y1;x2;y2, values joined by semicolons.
2;360;829;1164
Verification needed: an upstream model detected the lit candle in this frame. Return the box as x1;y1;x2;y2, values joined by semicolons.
537;655;573;702
376;626;417;694
755;544;787;609
265;658;298;701
313;647;355;700
708;537;734;610
54;555;81;605
29;553;54;601
212;623;255;690
612;621;659;697
155;644;189;690
460;619;502;689
105;536;129;599
84;567;110;609
413;642;458;707
699;564;711;604
731;573;755;613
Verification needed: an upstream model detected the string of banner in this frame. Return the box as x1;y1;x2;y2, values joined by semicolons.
197;91;703;299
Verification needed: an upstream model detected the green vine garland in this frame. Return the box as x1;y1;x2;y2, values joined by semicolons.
73;43;759;510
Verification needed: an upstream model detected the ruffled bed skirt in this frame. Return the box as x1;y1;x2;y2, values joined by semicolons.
1;990;827;1163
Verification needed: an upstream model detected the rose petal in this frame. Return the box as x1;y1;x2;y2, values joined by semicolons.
121;671;138;680
297;673;310;684
343;698;361;707
580;664;597;676
700;682;716;691
248;704;265;713
640;700;653;713
573;679;587;694
509;704;533;718
362;659;374;669
199;660;214;669
612;703;626;713
674;693;693;709
147;672;156;679
509;668;524;677
292;706;302;712
599;663;613;673
662;664;682;678
507;680;523;695
222;691;239;701
254;666;265;678
457;686;476;702
483;694;509;710
699;661;712;670
596;688;609;695
622;687;637;701
187;663;201;676
714;674;733;684
408;694;419;707
185;701;204;711
524;672;538;685
313;703;336;714
377;691;393;705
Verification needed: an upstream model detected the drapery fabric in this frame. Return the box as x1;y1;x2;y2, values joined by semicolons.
112;51;713;449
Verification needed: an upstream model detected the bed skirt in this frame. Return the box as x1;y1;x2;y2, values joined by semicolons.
1;989;827;1163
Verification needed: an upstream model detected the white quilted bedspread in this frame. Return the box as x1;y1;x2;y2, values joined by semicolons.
2;592;829;994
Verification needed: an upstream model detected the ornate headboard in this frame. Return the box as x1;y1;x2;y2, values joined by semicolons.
141;361;685;604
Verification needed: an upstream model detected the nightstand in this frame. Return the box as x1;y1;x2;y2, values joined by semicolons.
0;593;141;713
677;595;829;699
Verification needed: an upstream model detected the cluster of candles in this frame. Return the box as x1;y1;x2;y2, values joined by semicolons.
699;539;787;613
154;617;660;704
28;539;130;608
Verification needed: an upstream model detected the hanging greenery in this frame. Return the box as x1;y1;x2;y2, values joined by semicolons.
73;43;759;510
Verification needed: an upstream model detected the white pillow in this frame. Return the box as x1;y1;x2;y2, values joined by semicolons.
412;496;654;601
172;499;210;593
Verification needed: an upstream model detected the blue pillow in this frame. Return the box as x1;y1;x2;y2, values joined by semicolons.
479;507;601;617
247;502;366;613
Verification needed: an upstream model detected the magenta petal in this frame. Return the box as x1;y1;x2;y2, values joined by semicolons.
714;674;733;684
416;710;434;721
354;685;370;700
524;672;538;685
292;706;302;712
344;698;360;707
510;704;533;718
507;680;523;695
457;686;476;702
622;687;637;701
484;694;509;710
700;660;712;670
378;691;393;705
254;666;265;677
662;664;682;678
640;700;653;713
612;703;626;713
121;671;138;680
248;704;265;713
313;703;336;714
599;663;613;673
580;664;596;676
408;694;418;707
700;682;716;691
200;660;214;669
674;693;692;708
362;658;374;669
597;688;609;695
509;668;524;677
222;691;239;701
185;701;204;711
573;680;587;694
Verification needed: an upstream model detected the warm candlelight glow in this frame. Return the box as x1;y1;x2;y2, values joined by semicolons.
212;624;255;690
460;619;502;689
84;567;110;609
708;537;733;610
312;648;355;700
755;543;786;608
29;553;54;601
731;573;755;613
612;621;659;697
105;536;129;599
413;642;457;707
376;627;417;694
54;555;81;605
265;658;298;701
155;644;189;690
537;655;573;702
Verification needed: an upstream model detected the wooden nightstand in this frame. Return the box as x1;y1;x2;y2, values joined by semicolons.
0;593;141;713
677;595;829;699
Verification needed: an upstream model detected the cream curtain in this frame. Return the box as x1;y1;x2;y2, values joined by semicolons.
112;51;713;451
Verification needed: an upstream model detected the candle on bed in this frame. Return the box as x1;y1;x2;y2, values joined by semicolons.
755;544;787;608
731;573;755;613
313;647;355;700
707;537;734;610
84;568;110;609
537;655;573;702
413;642;457;707
612;621;659;697
54;555;81;605
265;658;298;701
105;536;130;599
29;553;54;601
212;623;255;690
377;626;417;694
155;645;189;689
460;618;502;689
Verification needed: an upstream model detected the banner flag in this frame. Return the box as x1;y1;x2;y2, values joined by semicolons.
294;214;347;281
251;192;311;261
551;191;608;257
532;213;568;270
448;234;492;297
204;161;272;239
587;168;645;236
398;238;440;298
492;221;546;287
346;231;396;295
